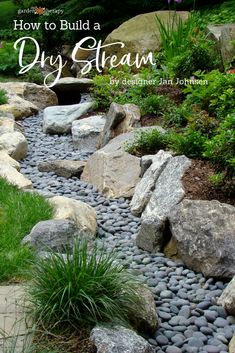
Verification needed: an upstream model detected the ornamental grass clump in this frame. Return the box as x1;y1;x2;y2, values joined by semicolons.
27;240;143;332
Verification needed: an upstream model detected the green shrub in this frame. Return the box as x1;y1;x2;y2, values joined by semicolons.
27;240;143;332
163;104;190;127
203;114;235;175
168;128;207;158
125;128;168;156
169;41;217;80
184;70;235;118
0;89;7;105
25;68;45;85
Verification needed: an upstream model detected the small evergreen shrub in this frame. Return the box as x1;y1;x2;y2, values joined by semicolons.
167;128;207;158
125;129;168;156
203;114;235;175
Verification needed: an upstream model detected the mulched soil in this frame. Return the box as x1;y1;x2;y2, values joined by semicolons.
32;329;97;353
155;85;184;105
182;159;235;206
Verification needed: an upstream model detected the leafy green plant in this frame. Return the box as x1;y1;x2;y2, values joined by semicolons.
125;128;168;156
168;128;207;158
0;89;7;105
27;240;143;332
208;172;225;188
203;114;235;175
168;41;217;80
184;70;235;118
25;68;45;85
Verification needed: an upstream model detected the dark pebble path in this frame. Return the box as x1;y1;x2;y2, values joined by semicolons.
20;108;235;353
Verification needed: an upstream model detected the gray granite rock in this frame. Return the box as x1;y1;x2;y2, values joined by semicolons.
169;199;235;278
72;115;106;153
43;101;95;134
218;276;235;315
90;325;154;353
130;150;172;216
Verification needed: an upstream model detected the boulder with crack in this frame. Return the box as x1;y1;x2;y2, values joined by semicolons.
136;155;191;253
98;102;141;148
130;150;172;216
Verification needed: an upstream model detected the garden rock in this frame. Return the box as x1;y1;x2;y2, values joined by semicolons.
37;160;86;178
43;101;95;134
169;199;235;278
0;82;58;119
52;77;94;93
142;155;191;221
0;116;15;135
98;102;141;148
0;164;32;190
207;24;235;67
22;219;86;252
136;217;167;253
72;115;106;153
103;11;189;64
131;286;158;334
0;131;28;160
81;132;140;198
136;155;191;253
140;154;157;177
130;150;172;215
217;277;235;314
49;196;97;238
0;150;20;170
90;325;154;353
229;334;235;353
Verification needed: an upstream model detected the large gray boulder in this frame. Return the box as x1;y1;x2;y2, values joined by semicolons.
37;160;86;178
169;199;235;278
81;132;141;198
22;219;82;252
142;155;191;220
130;150;172;216
207;24;235;68
90;325;154;353
72;115;106;153
43;101;94;134
217;277;235;315
98;102;141;148
136;155;191;253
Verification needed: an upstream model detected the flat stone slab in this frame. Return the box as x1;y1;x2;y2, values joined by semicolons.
0;286;33;353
